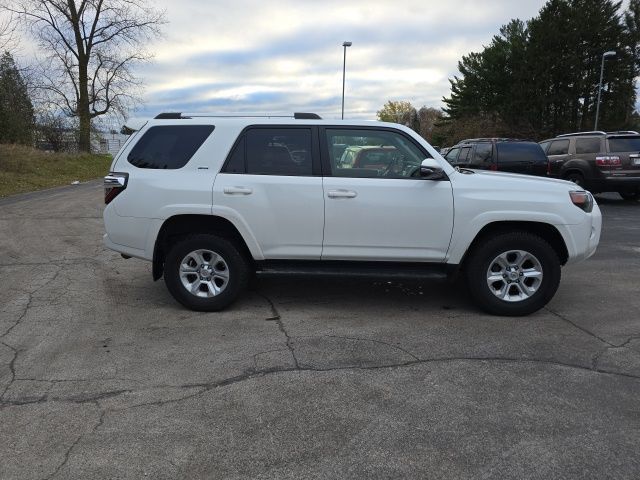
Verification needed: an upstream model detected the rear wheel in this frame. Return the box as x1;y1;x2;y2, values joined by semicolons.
465;232;561;316
619;191;639;201
164;234;250;311
564;171;585;187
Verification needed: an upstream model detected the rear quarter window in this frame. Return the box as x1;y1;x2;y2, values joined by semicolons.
127;125;215;169
608;137;640;152
497;143;547;163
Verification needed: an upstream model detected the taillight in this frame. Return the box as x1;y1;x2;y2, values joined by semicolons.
104;172;129;205
569;190;593;213
595;156;621;167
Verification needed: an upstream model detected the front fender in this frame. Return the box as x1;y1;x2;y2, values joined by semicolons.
446;211;570;264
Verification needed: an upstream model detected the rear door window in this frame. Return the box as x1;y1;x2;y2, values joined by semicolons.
575;138;602;154
547;139;570;156
127;125;214;169
222;128;314;176
469;143;493;167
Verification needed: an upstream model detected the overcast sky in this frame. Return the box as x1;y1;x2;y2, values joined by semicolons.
5;0;637;121
134;0;551;120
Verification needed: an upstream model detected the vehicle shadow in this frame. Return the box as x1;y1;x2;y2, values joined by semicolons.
594;193;639;206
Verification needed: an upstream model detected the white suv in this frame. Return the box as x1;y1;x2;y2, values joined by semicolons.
103;113;601;316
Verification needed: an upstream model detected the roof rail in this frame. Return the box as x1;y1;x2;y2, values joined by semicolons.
294;112;322;120
458;138;530;144
153;112;323;120
606;130;639;135
155;112;184;119
557;131;606;137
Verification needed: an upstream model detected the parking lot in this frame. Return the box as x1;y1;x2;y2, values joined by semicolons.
0;182;639;479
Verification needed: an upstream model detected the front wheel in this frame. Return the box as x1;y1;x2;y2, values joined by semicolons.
465;232;561;316
164;234;250;311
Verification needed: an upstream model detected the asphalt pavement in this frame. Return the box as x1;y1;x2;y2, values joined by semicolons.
0;183;638;479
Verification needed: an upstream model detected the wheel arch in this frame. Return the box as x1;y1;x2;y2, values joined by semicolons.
458;221;569;272
152;215;256;281
560;160;590;180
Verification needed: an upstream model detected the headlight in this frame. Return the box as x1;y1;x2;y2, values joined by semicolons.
569;190;593;213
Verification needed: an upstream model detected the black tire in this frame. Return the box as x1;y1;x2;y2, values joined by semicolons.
619;191;639;201
164;234;250;311
564;171;585;187
465;232;561;316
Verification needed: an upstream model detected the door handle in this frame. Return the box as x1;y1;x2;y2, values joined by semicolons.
223;186;253;195
327;189;357;199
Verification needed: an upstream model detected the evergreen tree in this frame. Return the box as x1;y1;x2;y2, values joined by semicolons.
0;51;34;145
443;0;638;139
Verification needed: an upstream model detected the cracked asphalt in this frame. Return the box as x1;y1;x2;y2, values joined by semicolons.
0;182;639;479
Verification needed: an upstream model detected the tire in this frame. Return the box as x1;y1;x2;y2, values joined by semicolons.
164;234;250;311
619;191;639;201
564;171;585;187
465;232;561;316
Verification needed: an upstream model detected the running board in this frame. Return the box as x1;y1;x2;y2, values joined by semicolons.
255;260;451;280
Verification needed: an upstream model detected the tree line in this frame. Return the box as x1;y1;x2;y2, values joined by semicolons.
379;0;640;146
0;0;165;152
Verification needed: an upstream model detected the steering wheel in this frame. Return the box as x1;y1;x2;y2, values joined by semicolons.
381;157;401;177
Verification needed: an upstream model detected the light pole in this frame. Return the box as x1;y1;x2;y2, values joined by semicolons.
594;50;616;131
341;41;352;120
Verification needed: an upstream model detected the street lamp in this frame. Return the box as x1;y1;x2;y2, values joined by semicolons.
341;41;352;120
594;50;616;131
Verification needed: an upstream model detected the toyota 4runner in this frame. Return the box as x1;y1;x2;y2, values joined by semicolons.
103;113;602;316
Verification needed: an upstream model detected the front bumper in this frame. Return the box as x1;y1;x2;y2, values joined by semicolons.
559;203;602;265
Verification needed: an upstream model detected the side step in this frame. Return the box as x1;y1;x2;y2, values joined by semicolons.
255;260;451;280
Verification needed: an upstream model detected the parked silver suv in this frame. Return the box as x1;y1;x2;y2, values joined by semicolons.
540;131;640;200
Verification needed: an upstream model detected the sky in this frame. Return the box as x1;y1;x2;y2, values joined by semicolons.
4;0;637;122
131;0;551;120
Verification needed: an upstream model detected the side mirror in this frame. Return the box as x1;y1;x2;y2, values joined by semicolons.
420;158;446;180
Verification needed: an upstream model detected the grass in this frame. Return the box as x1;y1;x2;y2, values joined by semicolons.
0;144;113;197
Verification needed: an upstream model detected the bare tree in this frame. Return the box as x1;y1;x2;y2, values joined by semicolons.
417;107;443;143
0;14;16;50
3;0;165;152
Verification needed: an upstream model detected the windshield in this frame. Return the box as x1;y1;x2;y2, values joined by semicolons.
609;137;640;152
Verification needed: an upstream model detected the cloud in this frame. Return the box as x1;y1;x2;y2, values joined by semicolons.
129;0;554;119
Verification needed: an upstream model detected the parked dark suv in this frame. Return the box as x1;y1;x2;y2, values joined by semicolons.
444;139;549;177
539;131;640;201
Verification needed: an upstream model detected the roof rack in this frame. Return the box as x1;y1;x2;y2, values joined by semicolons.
154;112;184;119
607;130;639;135
294;112;322;120
557;131;606;137
153;112;322;120
458;138;530;144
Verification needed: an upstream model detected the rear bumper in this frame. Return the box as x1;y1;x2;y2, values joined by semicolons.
103;204;153;260
587;177;640;193
103;233;149;261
